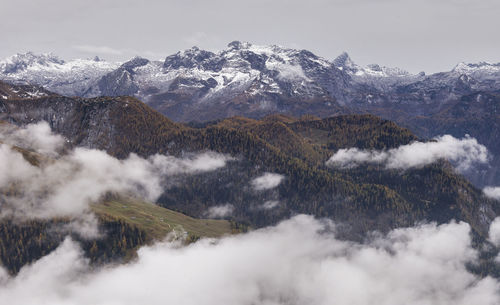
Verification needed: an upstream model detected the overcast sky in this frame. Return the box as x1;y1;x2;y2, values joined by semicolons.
1;0;499;73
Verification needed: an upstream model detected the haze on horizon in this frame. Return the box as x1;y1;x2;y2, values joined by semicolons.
1;0;499;74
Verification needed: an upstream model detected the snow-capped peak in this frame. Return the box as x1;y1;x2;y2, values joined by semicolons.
223;41;316;64
163;46;218;70
226;41;285;54
0;52;65;74
365;64;411;77
227;40;253;50
453;61;500;74
0;52;120;97
333;52;358;71
332;52;411;78
121;56;150;71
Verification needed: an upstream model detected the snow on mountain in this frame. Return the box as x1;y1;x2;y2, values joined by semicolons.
330;52;427;93
452;62;500;89
453;62;500;74
1;44;500;118
0;81;52;100
333;52;413;78
362;64;412;78
0;45;418;102
0;52;119;97
0;52;64;74
86;41;339;108
396;61;500;100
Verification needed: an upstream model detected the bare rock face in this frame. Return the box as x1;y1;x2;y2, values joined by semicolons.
1;95;113;151
97;57;150;97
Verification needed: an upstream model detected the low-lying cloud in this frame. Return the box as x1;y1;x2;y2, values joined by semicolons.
326;135;489;171
0;122;232;235
261;200;279;210
251;172;285;190
484;187;500;200
205;204;234;218
0;215;498;305
0;121;65;156
488;217;500;247
0;148;231;218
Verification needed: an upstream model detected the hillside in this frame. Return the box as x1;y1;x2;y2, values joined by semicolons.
91;198;234;240
0;194;235;275
0;81;496;240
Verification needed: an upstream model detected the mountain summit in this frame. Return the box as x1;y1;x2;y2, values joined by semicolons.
0;52;64;74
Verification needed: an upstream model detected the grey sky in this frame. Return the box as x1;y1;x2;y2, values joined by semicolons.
1;0;499;73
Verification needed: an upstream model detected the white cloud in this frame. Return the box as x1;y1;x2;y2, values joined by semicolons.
150;152;233;175
327;135;489;171
0;122;232;236
251;172;285;191
206;204;234;218
488;217;500;247
0;147;231;220
484;187;500;200
261;200;279;210
0;121;64;157
0;215;498;305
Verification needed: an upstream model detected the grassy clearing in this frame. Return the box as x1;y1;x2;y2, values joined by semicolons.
91;198;233;240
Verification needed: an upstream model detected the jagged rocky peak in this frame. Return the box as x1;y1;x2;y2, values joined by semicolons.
163;46;220;70
367;64;410;77
121;56;150;71
453;61;500;74
96;57;150;97
333;52;357;71
159;41;332;77
0;52;65;74
333;52;412;78
225;41;302;59
224;41;334;76
367;64;382;71
454;73;477;90
227;40;253;50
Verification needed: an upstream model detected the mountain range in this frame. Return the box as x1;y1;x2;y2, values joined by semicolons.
2;42;500;115
1;42;499;188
